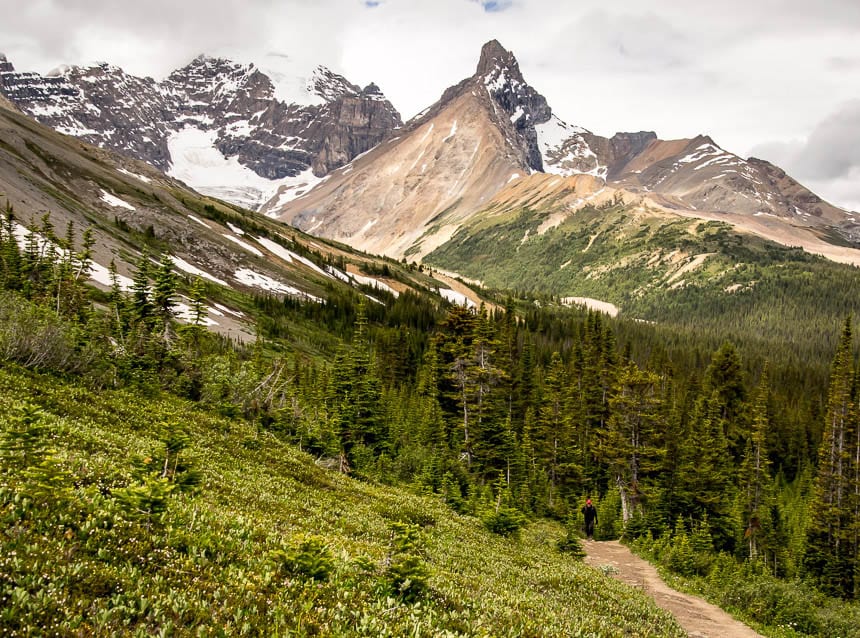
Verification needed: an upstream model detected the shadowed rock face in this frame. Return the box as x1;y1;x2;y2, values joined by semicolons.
0;53;402;208
474;40;552;171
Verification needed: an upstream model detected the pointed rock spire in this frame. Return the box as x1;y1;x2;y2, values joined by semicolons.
475;39;521;80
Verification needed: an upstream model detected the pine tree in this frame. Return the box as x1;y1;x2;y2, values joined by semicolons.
131;250;153;326
676;390;737;551
436;305;480;466
107;259;129;346
805;317;857;597
330;301;385;464
0;204;22;290
471;307;507;479
533;352;579;512
704;342;748;460
738;365;773;561
600;362;664;523
152;252;178;343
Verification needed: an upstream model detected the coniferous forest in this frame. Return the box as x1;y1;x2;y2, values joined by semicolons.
3;206;860;637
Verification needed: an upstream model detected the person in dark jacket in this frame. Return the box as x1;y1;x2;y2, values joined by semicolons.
581;498;597;540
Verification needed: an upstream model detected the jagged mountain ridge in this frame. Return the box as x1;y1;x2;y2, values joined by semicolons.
543;129;853;232
274;40;859;262
0;52;401;210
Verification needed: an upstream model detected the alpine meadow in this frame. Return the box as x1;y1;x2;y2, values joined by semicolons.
3;9;860;638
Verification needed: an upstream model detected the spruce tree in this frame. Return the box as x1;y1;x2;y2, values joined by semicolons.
152;252;178;343
0;204;22;290
330;301;384;465
738;365;773;561
534;352;579;512
805;317;857;597
676;391;737;551
704;342;748;460
600;362;664;523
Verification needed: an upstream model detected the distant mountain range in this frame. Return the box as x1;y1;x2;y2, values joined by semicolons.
271;40;860;265
5;43;860;338
0;52;401;210
3;41;859;276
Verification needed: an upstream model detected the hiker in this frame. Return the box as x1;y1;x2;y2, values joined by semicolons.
582;498;597;540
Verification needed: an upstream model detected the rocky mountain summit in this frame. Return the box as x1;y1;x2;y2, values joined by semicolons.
452;38;551;171
0;52;401;209
274;40;859;260
270;39;557;256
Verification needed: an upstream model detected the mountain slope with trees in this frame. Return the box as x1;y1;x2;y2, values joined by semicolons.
3;78;860;636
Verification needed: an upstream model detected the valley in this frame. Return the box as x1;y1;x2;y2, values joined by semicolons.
2;30;860;638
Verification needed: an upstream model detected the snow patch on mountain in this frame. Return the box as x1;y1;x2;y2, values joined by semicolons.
172;300;220;327
99;190;135;210
167;127;283;209
258;58;325;107
536;116;606;178
187;214;212;229
221;233;264;257
443;121;458;143
439;288;476;308
169;255;228;286
117;168;152;183
88;261;134;290
535;114;584;148
167;126;323;211
212;302;244;317
264;168;325;212
233;267;321;302
351;273;399;297
254;236;333;279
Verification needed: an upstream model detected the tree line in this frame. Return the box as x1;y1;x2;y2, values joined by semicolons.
1;203;858;599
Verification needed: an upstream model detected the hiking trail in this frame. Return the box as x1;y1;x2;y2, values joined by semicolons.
584;540;763;638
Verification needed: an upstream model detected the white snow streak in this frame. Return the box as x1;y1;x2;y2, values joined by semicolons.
187;214;212;229
117;168;152;183
169;255;229;286
222;234;264;257
439;288;475;308
100;190;135;211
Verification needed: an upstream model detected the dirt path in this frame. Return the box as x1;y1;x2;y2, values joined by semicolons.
584;541;763;638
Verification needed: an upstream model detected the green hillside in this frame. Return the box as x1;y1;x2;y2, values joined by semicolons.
4;108;860;637
425;200;860;357
0;364;684;637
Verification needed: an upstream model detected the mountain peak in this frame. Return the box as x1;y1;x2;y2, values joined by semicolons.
310;65;361;102
0;53;15;73
476;39;520;79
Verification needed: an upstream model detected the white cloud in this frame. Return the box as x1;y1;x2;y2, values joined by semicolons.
751;100;860;211
2;0;860;209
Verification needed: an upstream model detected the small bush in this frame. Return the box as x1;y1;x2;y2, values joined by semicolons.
272;535;334;582
483;506;528;537
382;521;430;602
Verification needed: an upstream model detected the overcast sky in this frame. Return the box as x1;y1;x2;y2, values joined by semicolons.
2;0;859;210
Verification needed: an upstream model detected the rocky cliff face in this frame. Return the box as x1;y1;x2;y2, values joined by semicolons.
540;122;852;232
0;53;402;210
475;40;552;171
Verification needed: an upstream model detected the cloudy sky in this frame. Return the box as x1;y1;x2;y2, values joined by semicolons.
2;0;859;210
